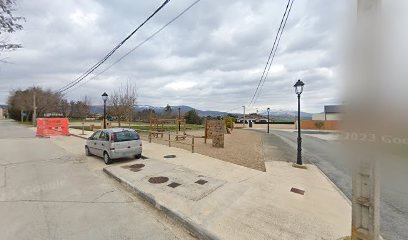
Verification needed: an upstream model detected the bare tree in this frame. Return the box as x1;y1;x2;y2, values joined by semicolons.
7;87;62;121
76;96;90;134
0;0;24;54
77;96;91;120
59;99;70;117
108;81;137;127
68;97;90;119
9;89;31;121
34;88;61;117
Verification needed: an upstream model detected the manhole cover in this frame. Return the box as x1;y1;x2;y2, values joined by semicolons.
148;176;169;184
290;187;305;195
129;164;145;169
164;155;176;159
195;179;208;185
130;168;141;172
168;182;181;188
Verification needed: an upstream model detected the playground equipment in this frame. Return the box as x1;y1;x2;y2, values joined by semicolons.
149;113;186;140
147;115;232;151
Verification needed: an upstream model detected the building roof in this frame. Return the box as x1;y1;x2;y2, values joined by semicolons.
324;105;342;114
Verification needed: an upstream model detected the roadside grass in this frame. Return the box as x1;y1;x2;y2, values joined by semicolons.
70;124;204;132
18;121;33;126
71;126;101;131
68;118;101;123
132;124;204;132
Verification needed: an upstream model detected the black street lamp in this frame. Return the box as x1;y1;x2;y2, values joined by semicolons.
178;107;181;131
267;107;270;133
102;92;108;129
294;79;305;167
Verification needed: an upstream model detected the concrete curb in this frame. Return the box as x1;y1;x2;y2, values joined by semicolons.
103;167;219;240
69;133;88;140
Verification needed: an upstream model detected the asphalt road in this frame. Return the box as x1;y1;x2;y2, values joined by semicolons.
259;129;408;240
0;120;194;240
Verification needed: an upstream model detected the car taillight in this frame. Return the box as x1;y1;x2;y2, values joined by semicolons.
111;133;116;143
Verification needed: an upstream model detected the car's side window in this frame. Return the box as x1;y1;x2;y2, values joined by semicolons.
98;132;109;141
105;133;110;141
90;131;101;140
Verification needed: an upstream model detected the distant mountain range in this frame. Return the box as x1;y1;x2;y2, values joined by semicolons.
90;105;312;118
258;110;312;118
90;105;229;117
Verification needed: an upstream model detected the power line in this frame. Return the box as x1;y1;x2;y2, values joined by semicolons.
63;0;201;95
249;0;291;106
249;0;294;106
57;0;171;94
252;0;294;105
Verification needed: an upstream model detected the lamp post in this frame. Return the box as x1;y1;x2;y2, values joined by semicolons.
294;79;305;167
102;92;108;129
178;107;181;131
242;105;246;128
267;107;270;133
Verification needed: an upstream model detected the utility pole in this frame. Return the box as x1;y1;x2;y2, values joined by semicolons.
351;1;381;240
33;92;37;127
242;105;246;128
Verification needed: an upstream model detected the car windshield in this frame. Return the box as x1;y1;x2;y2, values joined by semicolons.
113;131;139;142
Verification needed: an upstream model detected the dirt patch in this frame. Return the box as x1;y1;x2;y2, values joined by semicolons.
139;129;266;171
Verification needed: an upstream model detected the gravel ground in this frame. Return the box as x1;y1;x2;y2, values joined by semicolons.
139;129;266;172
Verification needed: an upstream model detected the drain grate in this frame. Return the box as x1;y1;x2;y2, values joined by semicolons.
121;164;145;172
148;176;169;184
168;182;181;188
195;179;208;185
290;187;305;195
164;155;176;159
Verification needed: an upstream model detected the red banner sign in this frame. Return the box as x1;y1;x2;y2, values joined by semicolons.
36;118;69;137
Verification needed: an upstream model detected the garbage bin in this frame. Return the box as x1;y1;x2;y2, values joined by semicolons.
249;121;253;128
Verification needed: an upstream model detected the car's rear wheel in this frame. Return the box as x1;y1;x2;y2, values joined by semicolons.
103;152;112;165
85;146;91;156
135;154;142;159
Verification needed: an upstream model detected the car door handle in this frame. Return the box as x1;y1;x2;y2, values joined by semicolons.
127;146;131;148
101;143;104;146
94;143;96;145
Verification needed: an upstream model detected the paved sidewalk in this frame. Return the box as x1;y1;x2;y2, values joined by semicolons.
104;141;351;240
69;127;93;139
68;127;351;239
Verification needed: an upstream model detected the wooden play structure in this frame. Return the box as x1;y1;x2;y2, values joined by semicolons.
147;115;232;151
149;113;187;140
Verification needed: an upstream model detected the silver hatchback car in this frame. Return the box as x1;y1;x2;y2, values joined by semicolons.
85;128;142;164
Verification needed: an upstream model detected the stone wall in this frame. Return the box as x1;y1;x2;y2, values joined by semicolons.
206;120;225;148
212;133;224;148
206;120;226;139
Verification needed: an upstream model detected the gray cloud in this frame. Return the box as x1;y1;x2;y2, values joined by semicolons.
0;0;352;113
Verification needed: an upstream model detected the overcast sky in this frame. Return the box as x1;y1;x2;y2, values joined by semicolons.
0;0;355;113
